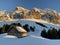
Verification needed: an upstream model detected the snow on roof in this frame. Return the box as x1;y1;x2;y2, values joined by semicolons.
16;26;27;32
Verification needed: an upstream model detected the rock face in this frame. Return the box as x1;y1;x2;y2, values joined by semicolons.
42;8;60;24
0;6;60;24
11;7;29;19
11;7;60;24
28;8;42;19
0;10;10;21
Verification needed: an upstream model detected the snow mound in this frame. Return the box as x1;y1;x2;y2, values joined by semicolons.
4;35;17;38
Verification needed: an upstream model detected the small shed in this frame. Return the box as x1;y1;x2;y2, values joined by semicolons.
7;25;27;38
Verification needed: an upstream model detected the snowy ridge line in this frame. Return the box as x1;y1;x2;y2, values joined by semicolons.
20;19;48;23
0;19;60;26
20;19;60;26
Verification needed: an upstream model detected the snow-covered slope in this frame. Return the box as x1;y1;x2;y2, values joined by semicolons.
0;33;60;45
0;19;60;34
0;19;60;45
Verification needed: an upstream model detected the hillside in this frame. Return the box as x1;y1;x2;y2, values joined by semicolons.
0;19;60;45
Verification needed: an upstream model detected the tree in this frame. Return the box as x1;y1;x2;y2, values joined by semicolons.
17;23;22;26
30;26;35;32
2;24;10;33
11;23;16;26
57;29;60;39
5;24;10;32
23;24;30;32
51;28;57;39
0;27;3;34
41;29;47;38
11;23;22;27
41;27;60;39
47;29;52;39
47;28;58;39
2;24;6;33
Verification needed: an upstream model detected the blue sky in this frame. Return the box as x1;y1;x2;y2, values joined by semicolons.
0;0;60;12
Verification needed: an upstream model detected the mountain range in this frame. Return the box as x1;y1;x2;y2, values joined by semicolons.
10;7;60;25
0;7;60;25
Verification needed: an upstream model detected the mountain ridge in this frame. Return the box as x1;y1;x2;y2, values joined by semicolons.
11;6;60;25
0;6;60;25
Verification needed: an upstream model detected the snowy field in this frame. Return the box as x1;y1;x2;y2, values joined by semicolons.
0;19;60;45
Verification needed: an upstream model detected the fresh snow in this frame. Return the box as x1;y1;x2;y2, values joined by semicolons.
4;35;17;38
30;35;47;39
0;33;60;45
0;19;60;45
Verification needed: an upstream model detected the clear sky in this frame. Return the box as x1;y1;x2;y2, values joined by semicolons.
0;0;60;12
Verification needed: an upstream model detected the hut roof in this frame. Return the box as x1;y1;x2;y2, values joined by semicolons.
16;26;27;32
7;25;27;33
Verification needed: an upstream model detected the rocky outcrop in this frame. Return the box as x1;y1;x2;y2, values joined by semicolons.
11;7;60;24
0;10;11;21
11;7;29;19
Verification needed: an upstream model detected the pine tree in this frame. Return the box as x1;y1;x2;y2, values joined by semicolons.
51;27;57;39
2;24;6;33
41;29;47;38
30;26;35;32
23;24;30;32
57;29;60;39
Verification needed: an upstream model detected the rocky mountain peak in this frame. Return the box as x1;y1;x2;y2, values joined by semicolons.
33;8;40;12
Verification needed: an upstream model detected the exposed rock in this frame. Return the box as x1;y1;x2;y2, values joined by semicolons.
0;6;60;25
